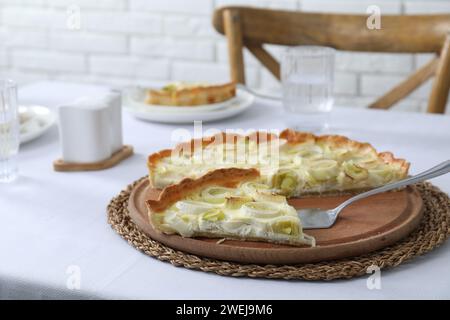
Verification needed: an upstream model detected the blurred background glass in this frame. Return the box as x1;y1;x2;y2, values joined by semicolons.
0;79;19;183
282;46;335;132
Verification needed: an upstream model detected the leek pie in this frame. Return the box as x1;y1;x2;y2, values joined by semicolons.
147;129;409;197
146;168;315;247
146;82;236;106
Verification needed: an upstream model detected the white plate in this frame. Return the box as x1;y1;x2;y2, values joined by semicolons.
19;105;57;144
123;88;255;124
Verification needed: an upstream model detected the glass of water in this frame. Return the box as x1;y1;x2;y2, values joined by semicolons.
0;80;19;183
281;46;335;132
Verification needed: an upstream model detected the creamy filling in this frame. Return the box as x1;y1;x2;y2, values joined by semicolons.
151;139;405;195
151;182;315;246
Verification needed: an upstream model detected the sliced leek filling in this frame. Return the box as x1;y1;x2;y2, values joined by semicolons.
151;182;315;247
151;139;406;196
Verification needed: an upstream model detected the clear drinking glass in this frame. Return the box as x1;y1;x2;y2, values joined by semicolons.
0;80;19;183
281;46;335;132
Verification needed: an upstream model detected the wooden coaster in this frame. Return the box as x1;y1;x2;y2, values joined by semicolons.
53;145;133;172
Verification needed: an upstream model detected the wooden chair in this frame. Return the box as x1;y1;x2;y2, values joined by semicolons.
213;6;450;114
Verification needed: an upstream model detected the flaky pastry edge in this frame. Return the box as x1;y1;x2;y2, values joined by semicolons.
147;82;236;106
147;129;410;188
147;131;277;187
146;167;260;213
279;129;410;175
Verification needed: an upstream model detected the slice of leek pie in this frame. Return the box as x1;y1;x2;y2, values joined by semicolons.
147;129;409;197
146;168;315;247
146;82;236;106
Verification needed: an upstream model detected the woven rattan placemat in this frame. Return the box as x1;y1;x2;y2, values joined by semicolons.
107;178;449;280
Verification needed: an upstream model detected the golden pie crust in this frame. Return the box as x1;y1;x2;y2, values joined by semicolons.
146;168;260;213
279;129;410;173
146;82;236;106
147;129;409;193
147;130;277;181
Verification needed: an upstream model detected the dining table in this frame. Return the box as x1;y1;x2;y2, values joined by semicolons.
1;80;449;300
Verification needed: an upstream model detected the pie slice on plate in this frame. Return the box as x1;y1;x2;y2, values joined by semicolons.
146;168;315;247
146;82;236;106
147;129;409;197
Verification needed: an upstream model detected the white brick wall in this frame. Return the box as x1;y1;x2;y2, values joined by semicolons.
83;12;163;34
0;51;8;67
172;61;259;87
50;32;128;53
47;0;128;10
301;0;402;14
404;1;450;14
0;28;47;48
164;16;217;37
1;7;67;29
0;0;449;113
130;0;214;15
336;52;414;74
90;55;169;79
131;37;215;61
11;50;86;73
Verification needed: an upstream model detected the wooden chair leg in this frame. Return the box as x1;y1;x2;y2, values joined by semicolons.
427;34;450;114
246;42;281;80
369;58;438;110
223;9;246;84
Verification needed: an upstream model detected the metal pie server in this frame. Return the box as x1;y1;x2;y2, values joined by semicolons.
298;160;450;229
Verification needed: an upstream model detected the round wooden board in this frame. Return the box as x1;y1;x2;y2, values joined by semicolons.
128;179;424;264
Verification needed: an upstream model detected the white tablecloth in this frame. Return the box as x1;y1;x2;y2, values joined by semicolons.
1;81;449;299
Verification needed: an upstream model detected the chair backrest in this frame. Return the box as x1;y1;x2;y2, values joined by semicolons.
213;6;450;114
